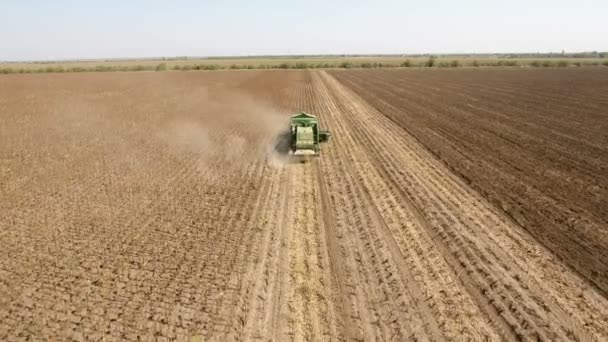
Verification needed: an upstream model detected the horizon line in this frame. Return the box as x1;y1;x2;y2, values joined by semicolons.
2;51;608;64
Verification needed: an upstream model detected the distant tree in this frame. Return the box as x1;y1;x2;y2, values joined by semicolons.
400;60;411;67
96;66;107;72
155;63;167;71
450;60;460;67
339;62;353;69
425;56;436;67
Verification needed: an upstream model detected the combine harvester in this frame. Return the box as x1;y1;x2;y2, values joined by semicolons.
289;112;331;160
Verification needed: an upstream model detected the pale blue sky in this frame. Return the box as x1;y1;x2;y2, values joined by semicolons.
1;0;606;61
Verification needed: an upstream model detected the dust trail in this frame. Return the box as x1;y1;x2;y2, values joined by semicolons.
164;121;212;156
159;87;290;173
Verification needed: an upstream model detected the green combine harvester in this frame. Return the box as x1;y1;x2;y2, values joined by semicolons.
289;112;331;156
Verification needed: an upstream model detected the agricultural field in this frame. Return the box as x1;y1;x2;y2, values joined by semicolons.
330;68;608;293
1;68;607;341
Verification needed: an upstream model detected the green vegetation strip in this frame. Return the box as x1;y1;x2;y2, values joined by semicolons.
2;58;608;74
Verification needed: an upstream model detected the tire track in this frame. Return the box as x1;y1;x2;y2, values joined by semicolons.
315;161;357;341
231;70;342;341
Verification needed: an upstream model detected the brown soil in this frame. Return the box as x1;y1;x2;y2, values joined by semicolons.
329;67;608;296
1;69;607;341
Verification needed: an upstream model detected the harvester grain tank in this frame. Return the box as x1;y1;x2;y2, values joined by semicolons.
289;112;330;156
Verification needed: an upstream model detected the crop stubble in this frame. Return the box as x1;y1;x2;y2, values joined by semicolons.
1;69;607;341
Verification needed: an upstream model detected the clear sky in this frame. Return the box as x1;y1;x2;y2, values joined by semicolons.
1;0;606;61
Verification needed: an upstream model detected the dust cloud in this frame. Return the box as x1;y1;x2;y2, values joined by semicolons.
160;87;289;172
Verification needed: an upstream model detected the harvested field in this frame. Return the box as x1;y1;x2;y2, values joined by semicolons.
1;69;607;341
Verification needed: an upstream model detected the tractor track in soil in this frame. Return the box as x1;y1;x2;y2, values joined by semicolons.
1;70;607;341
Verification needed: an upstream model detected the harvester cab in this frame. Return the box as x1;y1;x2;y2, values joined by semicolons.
289;112;330;156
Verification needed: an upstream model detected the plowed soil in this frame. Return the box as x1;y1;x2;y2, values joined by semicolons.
1;69;607;341
330;68;608;295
